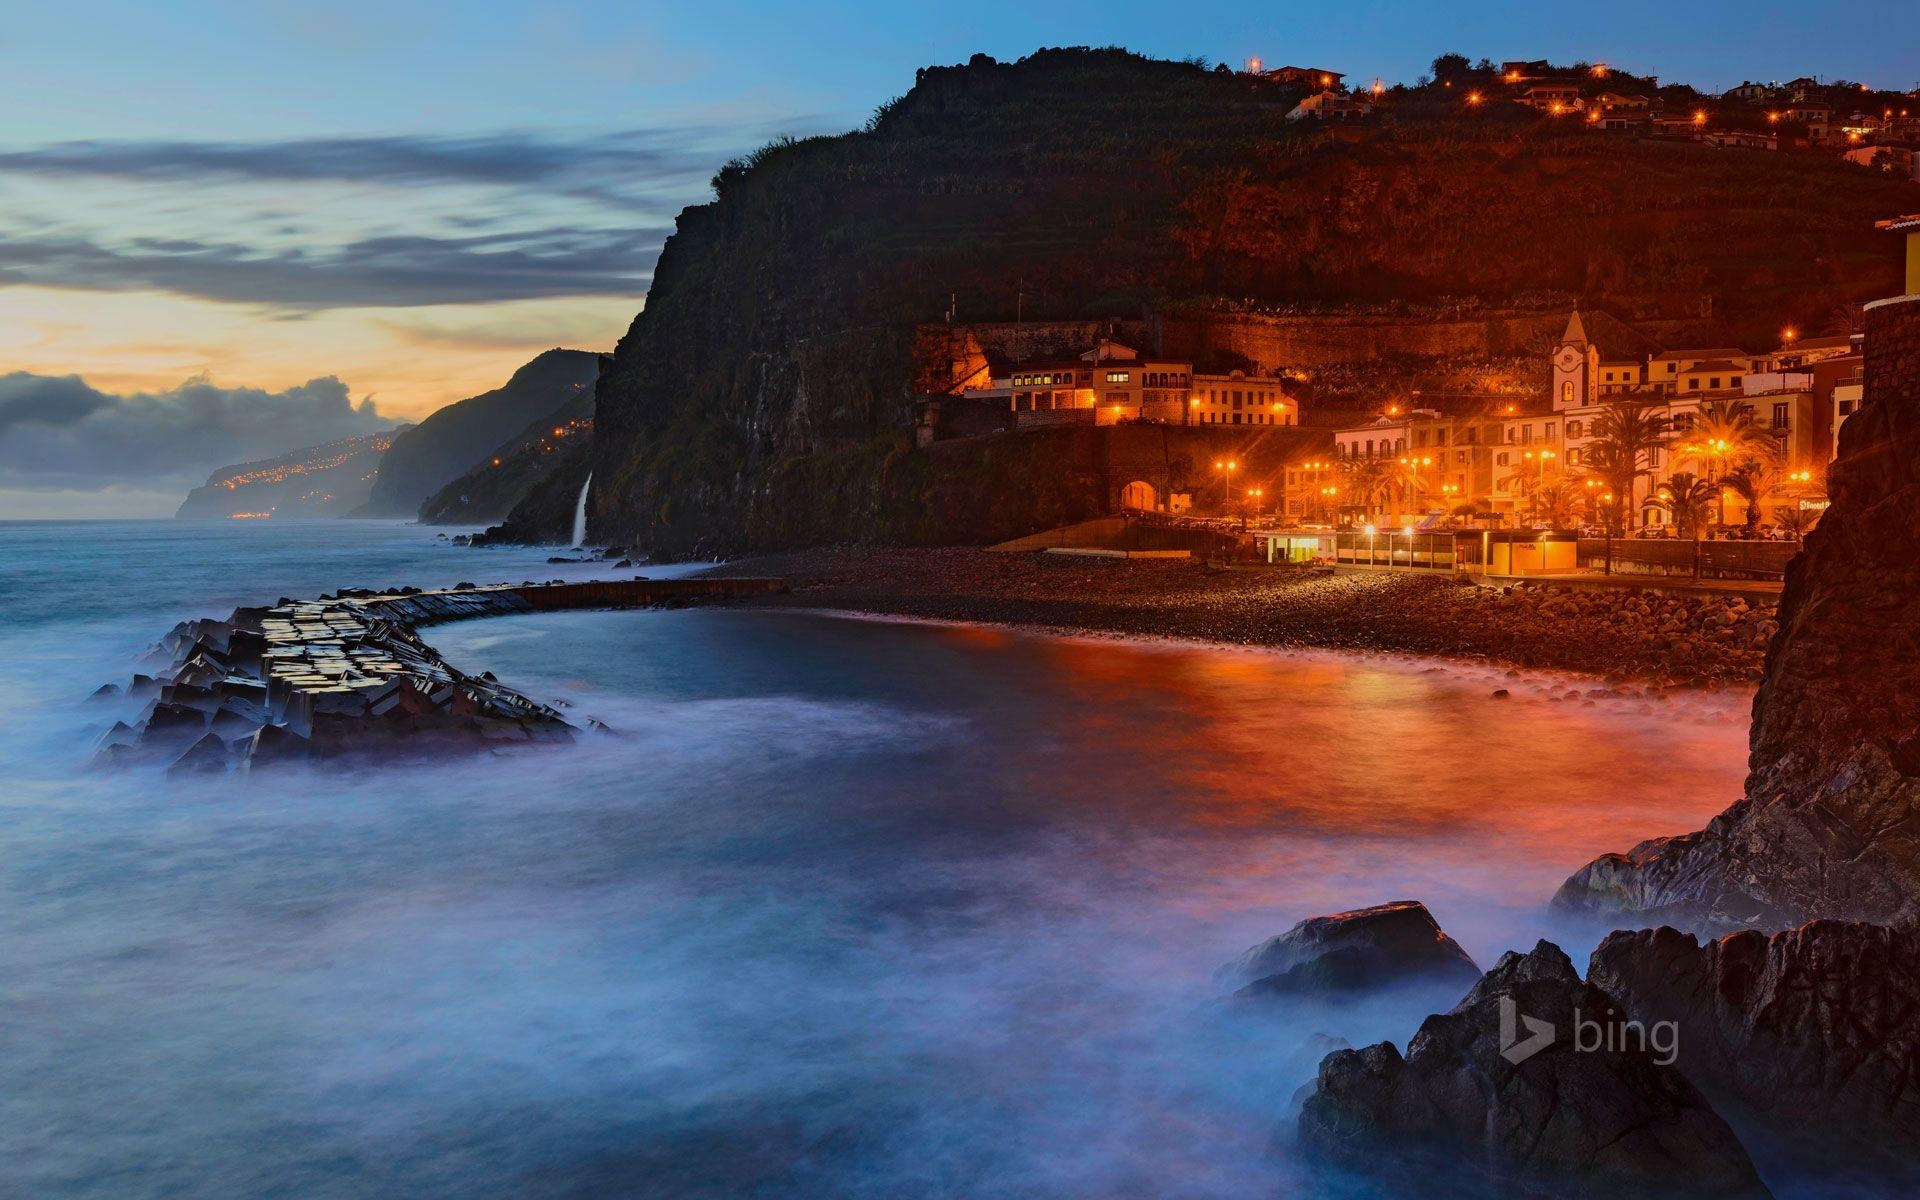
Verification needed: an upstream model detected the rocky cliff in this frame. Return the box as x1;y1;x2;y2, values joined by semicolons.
353;349;598;519
418;366;599;526
499;48;1912;556
1556;294;1920;931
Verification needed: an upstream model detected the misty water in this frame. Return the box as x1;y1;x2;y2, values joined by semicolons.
0;521;1752;1198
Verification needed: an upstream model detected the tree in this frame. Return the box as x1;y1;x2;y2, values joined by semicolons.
1651;472;1720;579
1498;464;1580;527
1432;52;1471;80
1773;503;1816;543
1673;396;1777;485
1340;457;1402;519
1582;398;1672;531
1724;460;1782;534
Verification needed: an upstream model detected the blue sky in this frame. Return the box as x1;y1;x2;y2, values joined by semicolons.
3;0;1915;514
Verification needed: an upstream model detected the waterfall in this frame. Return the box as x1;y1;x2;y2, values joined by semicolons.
571;472;592;549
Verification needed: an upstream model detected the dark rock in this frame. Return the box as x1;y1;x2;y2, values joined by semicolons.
1298;941;1771;1200
1556;297;1920;933
1589;921;1920;1182
1217;900;1480;998
1490;688;1510;699
242;723;311;768
167;732;231;776
86;682;121;702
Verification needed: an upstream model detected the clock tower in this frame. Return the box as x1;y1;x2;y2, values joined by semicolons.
1551;308;1599;410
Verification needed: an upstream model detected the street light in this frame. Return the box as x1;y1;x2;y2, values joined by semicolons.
1214;459;1238;507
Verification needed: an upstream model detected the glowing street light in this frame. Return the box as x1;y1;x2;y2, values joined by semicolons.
1214;458;1239;505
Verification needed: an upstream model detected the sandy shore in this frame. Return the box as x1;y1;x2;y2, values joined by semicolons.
704;546;1776;688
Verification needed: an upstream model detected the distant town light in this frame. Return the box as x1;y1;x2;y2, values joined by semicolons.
1467;91;1483;105
1246;56;1263;73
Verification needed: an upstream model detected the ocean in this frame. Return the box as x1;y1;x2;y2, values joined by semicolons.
0;520;1751;1198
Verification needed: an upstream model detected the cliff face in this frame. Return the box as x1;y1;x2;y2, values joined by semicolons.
354;349;598;519
1556;294;1920;930
533;48;1913;556
418;370;597;526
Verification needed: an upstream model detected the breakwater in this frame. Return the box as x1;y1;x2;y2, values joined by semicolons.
93;576;787;772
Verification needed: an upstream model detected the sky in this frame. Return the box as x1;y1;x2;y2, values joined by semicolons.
3;0;1916;516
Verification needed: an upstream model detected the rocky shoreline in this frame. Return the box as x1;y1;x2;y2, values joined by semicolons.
706;546;1776;688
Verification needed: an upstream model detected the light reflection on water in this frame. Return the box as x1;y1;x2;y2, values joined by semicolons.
0;523;1753;1199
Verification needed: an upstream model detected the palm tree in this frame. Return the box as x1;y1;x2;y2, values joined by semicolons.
1339;457;1401;521
1650;472;1719;579
1498;464;1580;527
1724;460;1781;534
1673;397;1776;485
1583;398;1672;531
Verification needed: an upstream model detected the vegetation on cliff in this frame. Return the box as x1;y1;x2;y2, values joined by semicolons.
540;47;1915;556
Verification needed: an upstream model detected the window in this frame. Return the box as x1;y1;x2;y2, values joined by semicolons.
1568;449;1581;466
1106;372;1130;384
1435;429;1448;446
1562;381;1574;404
1772;402;1790;430
1839;399;1857;417
1567;420;1583;438
1709;377;1722;390
1455;450;1468;464
1545;423;1556;440
1496;452;1510;466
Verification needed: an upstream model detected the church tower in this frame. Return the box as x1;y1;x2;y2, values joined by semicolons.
1551;309;1599;410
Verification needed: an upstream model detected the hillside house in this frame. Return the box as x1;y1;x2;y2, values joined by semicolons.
1287;90;1371;121
1264;65;1343;89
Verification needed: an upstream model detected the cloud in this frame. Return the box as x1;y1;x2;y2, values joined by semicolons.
0;126;796;201
0;370;392;493
0;123;822;312
0;225;669;309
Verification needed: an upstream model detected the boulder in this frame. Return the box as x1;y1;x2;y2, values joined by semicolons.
1589;921;1920;1181
85;682;121;703
1555;295;1920;933
1218;900;1480;998
241;723;311;768
166;732;232;776
1298;941;1771;1200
